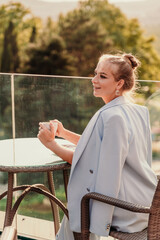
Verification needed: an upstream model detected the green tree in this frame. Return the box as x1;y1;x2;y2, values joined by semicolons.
1;21;20;72
23;35;75;75
29;26;37;43
0;2;30;72
0;2;42;72
57;0;160;80
58;8;110;76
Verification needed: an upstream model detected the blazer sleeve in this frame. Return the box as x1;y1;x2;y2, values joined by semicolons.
89;113;129;236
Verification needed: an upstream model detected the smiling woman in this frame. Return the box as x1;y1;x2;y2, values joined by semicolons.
92;61;123;103
92;53;140;103
38;52;157;240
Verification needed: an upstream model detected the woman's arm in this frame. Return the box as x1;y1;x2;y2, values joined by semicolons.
51;120;81;145
37;122;73;164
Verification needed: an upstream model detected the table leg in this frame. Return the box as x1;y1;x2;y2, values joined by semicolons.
63;169;69;200
4;172;14;227
47;171;60;235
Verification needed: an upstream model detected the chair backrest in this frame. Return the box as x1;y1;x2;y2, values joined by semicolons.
148;179;160;239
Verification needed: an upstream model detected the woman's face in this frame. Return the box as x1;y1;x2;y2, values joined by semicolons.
92;60;123;103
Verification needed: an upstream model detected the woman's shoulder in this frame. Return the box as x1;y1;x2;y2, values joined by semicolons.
100;104;125;117
130;102;149;115
100;106;126;126
100;102;148;124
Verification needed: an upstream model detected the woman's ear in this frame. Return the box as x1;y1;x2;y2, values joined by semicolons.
117;79;125;90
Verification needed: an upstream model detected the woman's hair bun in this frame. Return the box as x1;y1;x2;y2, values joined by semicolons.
123;54;140;70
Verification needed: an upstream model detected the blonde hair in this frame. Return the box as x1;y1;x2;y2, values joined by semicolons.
99;53;141;93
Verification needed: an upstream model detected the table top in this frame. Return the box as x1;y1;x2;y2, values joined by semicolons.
0;138;74;172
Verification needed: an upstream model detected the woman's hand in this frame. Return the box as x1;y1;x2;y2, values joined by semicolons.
37;121;74;164
37;122;56;149
50;119;65;138
50;119;81;145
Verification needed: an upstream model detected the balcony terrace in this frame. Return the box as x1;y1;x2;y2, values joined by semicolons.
0;73;160;240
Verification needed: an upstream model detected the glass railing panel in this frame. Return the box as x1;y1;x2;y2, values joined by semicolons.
13;75;102;137
0;74;12;139
0;74;12;213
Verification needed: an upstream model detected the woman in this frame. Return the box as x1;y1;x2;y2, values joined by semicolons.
38;53;157;239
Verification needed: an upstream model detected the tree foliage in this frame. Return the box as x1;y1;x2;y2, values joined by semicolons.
23;35;75;75
1;20;20;72
0;2;42;72
57;0;160;80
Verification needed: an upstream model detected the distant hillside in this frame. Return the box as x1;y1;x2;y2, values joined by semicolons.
0;0;159;26
0;0;78;20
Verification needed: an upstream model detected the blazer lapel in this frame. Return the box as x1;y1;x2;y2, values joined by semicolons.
70;96;128;173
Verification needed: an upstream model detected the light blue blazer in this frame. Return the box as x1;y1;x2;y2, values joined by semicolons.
67;96;157;237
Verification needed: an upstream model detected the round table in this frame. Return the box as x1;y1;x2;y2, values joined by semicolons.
0;138;74;234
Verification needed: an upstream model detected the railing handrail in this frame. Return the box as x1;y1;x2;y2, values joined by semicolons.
0;72;160;82
0;72;91;79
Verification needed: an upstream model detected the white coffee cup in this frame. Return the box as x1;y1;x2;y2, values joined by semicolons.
42;122;58;135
